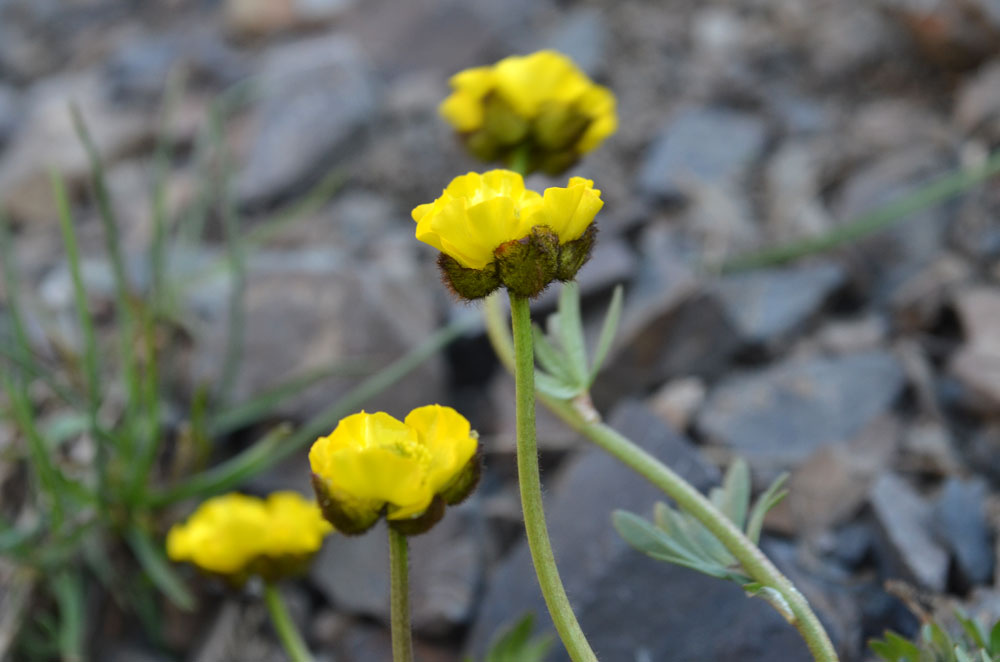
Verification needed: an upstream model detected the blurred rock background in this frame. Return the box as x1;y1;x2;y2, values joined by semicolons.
2;0;1000;660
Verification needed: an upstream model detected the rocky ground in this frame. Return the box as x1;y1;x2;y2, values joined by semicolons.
3;0;1000;660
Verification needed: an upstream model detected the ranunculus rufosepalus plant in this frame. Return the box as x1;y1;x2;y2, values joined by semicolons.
168;492;332;662
309;405;481;662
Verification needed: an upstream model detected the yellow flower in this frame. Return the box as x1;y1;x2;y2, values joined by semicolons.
440;50;618;173
309;405;480;536
167;492;332;582
411;170;603;298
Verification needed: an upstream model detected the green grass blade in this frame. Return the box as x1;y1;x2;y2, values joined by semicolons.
213;109;247;407
2;374;65;527
149;314;475;506
722;148;1000;272
207;358;371;436
51;570;85;662
126;526;195;611
148;423;291;505
52;169;109;506
0;210;40;384
70;107;142;436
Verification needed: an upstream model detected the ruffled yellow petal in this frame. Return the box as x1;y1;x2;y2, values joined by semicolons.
535;177;604;242
576;85;618;153
404;405;478;494
264;492;333;556
494;51;590;117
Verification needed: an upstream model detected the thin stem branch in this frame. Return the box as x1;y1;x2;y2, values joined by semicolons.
509;294;598;662
388;527;414;662
486;293;838;662
263;583;313;662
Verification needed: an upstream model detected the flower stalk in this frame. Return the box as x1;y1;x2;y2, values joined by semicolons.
388;527;414;662
486;293;838;662
263;582;314;662
510;293;598;662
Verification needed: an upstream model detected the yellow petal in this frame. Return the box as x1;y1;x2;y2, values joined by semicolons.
440;90;484;132
576;85;618;153
405;405;478;495
537;178;604;242
494;51;590;117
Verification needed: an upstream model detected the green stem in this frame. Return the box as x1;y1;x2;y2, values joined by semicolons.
486;293;838;662
263;583;313;662
388;527;414;662
509;294;598;662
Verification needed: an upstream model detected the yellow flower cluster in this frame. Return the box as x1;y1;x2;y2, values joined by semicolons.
440;50;617;174
309;405;479;535
412;169;603;298
167;491;332;582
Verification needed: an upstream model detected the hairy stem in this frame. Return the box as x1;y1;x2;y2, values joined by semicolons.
510;293;598;662
389;527;414;662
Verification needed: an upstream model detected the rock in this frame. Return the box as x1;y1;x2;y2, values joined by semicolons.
466;401;819;661
890;254;972;332
807;4;901;77
816;314;889;354
968;426;1000;484
880;0;1000;70
638;107;768;203
932;478;995;587
828;523;876;570
596;225;736;401
0;71;154;222
647;377;707;432
955;59;1000;140
223;0;355;39
309;507;482;636
901;420;962;476
325;620;455;662
483;372;581;454
712;262;845;349
764;141;833;242
870;473;949;592
833;146;954;301
103;30;246;106
786;416;900;537
534;8;608;76
949;287;1000;410
696;351;906;476
0;84;18;150
190;248;444;421
235;35;376;208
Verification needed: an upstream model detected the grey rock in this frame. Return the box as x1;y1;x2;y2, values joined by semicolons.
0;71;154;222
834;147;954;302
596;225;738;401
949;287;1000;410
764;140;833;243
0;84;18;149
103;30;245;105
466;401;817;662
638;107;768;202
190;248;444;421
786;415;899;537
955;59;1000;140
696;351;906;473
712;261;845;348
932;478;995;586
816;314;889;355
236;35;376;208
535;8;607;76
310;508;482;636
870;473;949;591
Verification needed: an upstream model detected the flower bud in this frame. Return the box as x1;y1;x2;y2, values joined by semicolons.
439;51;618;175
309;406;480;537
413;171;603;300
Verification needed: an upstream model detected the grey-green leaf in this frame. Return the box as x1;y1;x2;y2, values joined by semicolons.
588;284;623;386
556;282;588;384
535;372;584;400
